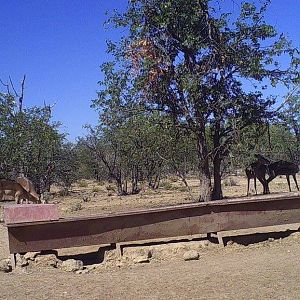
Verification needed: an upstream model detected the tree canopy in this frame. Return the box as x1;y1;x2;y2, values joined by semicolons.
92;0;300;200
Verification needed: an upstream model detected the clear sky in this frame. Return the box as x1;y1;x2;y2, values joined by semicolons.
1;0;299;141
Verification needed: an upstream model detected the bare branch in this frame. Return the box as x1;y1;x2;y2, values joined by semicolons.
19;75;26;112
9;76;19;97
0;78;10;94
276;84;300;112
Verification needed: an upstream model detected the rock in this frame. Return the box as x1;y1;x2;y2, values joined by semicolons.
35;254;59;268
268;237;275;242
183;250;199;261
227;240;234;246
133;255;150;264
61;259;84;272
0;259;12;273
16;254;29;267
132;251;151;263
104;250;118;262
24;252;40;261
124;248;152;260
199;240;209;247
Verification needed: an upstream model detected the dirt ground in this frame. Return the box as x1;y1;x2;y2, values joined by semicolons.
1;174;297;219
1;175;300;299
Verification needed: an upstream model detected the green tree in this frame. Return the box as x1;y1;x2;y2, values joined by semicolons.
53;142;81;189
232;123;298;167
280;92;300;148
100;0;299;200
0;91;65;193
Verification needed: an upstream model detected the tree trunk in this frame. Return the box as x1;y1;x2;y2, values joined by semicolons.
113;170;127;196
196;127;212;201
212;154;223;200
212;120;223;200
116;180;123;195
116;178;127;196
153;172;161;189
131;166;140;194
122;179;128;194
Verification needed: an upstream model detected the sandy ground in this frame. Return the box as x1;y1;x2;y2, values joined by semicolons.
1;232;300;300
1;175;300;299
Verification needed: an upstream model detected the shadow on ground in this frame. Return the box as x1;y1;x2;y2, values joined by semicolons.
208;229;299;246
36;228;300;266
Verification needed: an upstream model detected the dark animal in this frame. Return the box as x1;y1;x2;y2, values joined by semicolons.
267;160;300;192
245;161;270;195
245;164;257;195
255;154;299;192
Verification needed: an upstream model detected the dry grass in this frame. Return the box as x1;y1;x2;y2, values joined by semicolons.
1;175;299;220
38;175;300;218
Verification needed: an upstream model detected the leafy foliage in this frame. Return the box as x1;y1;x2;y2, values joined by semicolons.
94;0;300;200
0;91;73;192
280;92;300;147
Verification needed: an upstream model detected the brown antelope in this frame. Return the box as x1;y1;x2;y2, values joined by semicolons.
15;176;41;202
0;178;41;204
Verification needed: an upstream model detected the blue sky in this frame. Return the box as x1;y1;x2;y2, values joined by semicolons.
0;0;299;141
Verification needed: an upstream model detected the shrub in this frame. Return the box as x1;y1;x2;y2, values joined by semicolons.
58;188;69;197
70;202;82;212
106;185;115;191
160;181;173;190
78;181;88;188
82;196;89;202
223;177;238;187
169;176;179;183
92;187;101;193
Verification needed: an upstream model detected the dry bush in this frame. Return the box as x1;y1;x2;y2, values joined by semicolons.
169;176;179;183
106;185;115;191
160;181;174;190
92;187;101;193
70;202;82;212
77;180;88;188
82;196;89;202
223;177;238;187
177;186;188;192
42;192;54;202
58;188;69;197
